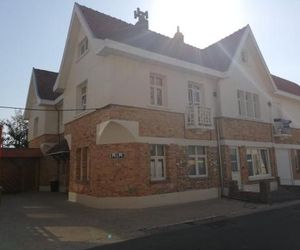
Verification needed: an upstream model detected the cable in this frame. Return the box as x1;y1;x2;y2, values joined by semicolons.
0;105;99;112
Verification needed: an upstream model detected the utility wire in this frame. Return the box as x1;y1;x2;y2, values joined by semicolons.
0;105;99;112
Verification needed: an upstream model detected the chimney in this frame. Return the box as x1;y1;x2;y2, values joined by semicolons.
134;8;149;30
173;26;184;43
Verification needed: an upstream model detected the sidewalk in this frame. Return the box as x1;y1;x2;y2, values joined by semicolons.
0;192;300;250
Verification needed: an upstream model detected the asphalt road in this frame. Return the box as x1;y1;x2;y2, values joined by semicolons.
88;203;300;250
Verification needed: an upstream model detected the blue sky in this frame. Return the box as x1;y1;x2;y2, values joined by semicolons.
0;0;299;120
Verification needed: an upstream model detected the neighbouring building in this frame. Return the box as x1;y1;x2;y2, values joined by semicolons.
24;3;300;208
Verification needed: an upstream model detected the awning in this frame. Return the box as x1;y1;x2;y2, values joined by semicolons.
46;139;69;156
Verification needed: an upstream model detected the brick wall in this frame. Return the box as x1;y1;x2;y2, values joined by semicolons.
274;128;300;144
65;105;219;197
217;117;273;142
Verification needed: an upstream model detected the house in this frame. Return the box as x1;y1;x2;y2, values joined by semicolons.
24;3;300;208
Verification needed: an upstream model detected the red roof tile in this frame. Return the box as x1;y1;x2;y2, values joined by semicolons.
272;74;300;97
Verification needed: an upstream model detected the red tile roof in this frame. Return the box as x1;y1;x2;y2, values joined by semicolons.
272;74;300;97
78;4;248;72
33;68;60;101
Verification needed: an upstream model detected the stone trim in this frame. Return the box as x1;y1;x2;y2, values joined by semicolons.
68;188;219;209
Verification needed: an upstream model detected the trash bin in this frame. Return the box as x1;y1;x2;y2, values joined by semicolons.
50;179;59;192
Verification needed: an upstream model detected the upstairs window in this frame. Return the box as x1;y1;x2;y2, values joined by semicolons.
150;74;165;106
237;90;260;119
76;81;87;113
78;37;88;58
188;82;202;106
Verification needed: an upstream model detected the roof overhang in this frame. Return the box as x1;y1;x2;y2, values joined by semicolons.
96;39;227;79
273;90;300;102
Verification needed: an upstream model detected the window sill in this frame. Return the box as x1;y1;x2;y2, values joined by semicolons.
188;175;208;179
147;104;170;112
150;178;167;183
74;109;94;119
248;175;273;181
237;115;262;122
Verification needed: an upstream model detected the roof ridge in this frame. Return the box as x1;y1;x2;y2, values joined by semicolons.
77;3;135;28
203;25;249;50
33;68;58;74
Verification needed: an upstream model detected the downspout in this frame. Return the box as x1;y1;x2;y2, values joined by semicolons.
216;118;224;197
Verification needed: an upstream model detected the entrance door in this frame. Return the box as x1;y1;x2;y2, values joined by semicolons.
230;147;242;189
276;149;294;185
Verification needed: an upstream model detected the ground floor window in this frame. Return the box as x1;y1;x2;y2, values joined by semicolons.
186;146;207;177
75;147;90;181
247;148;270;177
291;149;300;171
230;147;239;172
150;144;166;181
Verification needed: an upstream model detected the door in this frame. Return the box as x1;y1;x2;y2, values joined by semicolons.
276;149;294;185
230;147;242;189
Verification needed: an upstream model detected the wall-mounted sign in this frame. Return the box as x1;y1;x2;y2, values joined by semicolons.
111;152;125;159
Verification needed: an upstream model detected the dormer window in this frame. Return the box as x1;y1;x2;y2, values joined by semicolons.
78;37;88;58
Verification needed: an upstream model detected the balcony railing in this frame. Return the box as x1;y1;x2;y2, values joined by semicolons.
273;118;291;136
185;105;213;129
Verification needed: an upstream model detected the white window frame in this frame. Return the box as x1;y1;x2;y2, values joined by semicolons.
247;148;271;179
150;73;165;107
188;81;203;106
150;144;166;181
187;145;208;177
230;147;240;172
78;37;88;58
76;81;87;113
237;90;260;119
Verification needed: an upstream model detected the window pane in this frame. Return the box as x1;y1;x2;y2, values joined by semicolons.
157;88;162;106
197;158;206;175
237;90;245;116
230;148;238;172
196;146;205;155
156;145;164;156
260;149;269;174
246;92;254;117
156;77;163;86
150;87;155;105
157;159;164;178
187;146;196;155
150;159;156;178
253;94;260;118
150;145;156;156
188;89;193;105
188;157;196;175
247;153;253;176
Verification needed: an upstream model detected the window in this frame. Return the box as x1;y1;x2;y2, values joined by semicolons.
77;81;87;112
291;150;300;171
188;82;202;105
76;147;90;181
78;37;88;57
237;90;246;116
187;146;207;177
237;90;260;119
33;117;39;137
150;144;166;181
230;147;239;172
247;148;271;177
150;74;164;106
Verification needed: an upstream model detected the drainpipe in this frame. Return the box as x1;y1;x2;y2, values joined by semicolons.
216;117;225;197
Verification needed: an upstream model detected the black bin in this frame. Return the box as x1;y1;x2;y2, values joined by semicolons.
50;180;59;192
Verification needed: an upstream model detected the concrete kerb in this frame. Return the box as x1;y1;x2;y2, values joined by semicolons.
138;198;300;235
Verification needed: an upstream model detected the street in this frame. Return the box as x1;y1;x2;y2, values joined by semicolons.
89;203;300;250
